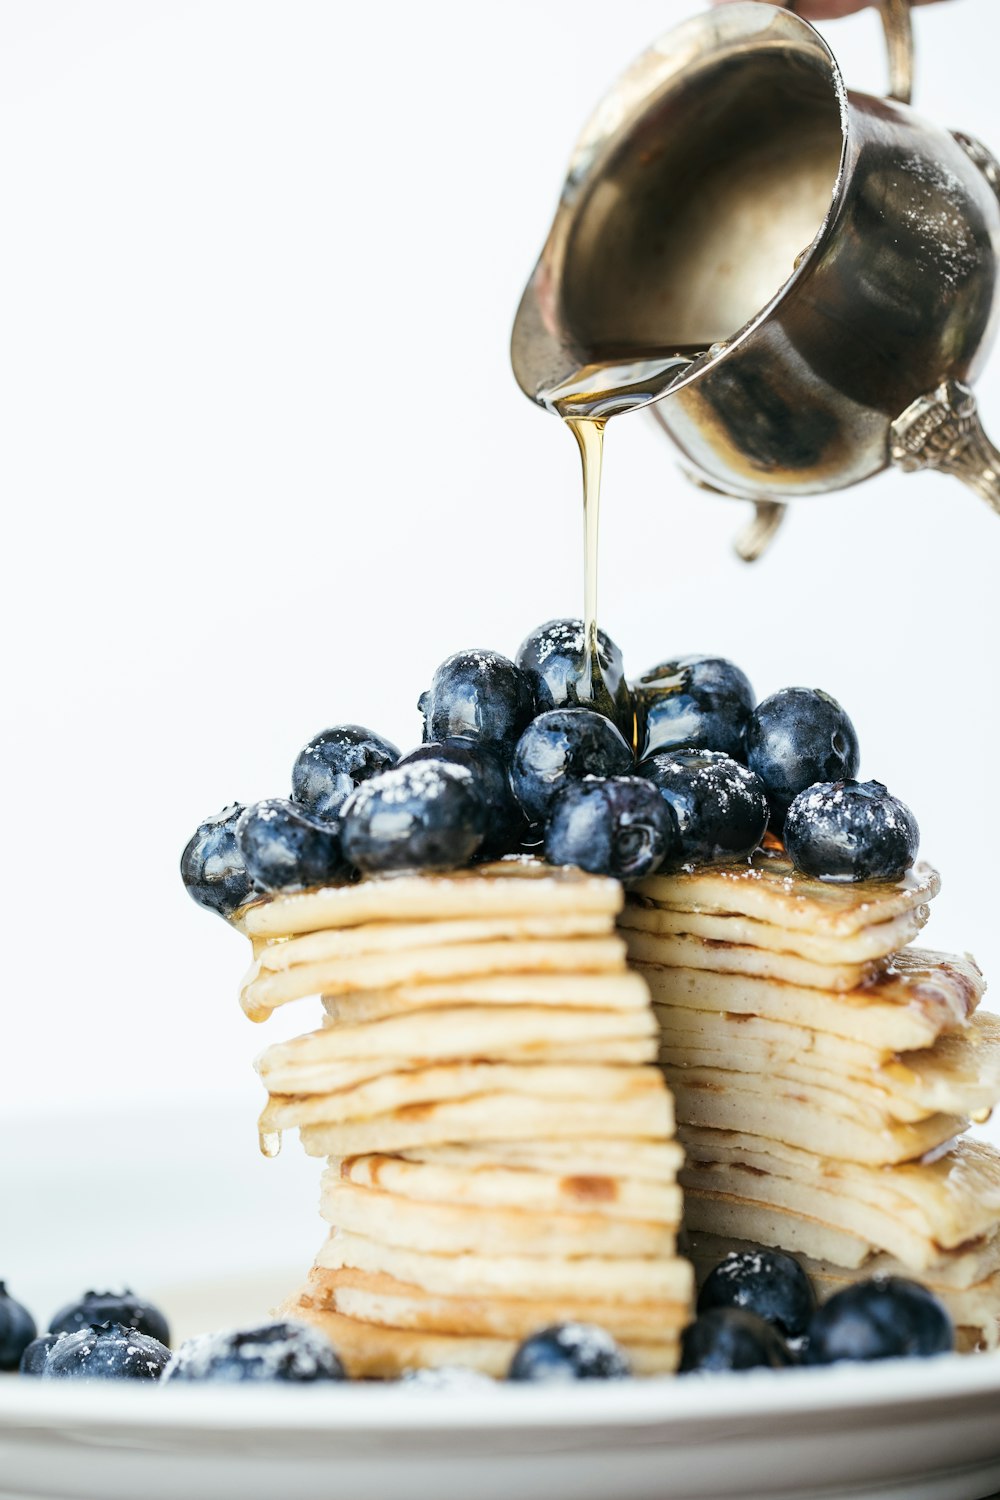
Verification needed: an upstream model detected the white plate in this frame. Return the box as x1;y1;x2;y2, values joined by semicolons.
5;1107;1000;1500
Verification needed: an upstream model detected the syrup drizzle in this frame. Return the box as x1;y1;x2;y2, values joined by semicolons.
539;352;701;720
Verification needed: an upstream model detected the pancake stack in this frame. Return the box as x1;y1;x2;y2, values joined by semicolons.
235;860;693;1378
621;848;1000;1351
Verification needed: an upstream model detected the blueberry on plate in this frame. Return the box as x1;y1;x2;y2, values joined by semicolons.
637;749;768;865
340;760;486;873
545;776;680;880
291;725;399;822
698;1250;816;1339
508;1323;631;1382
43;1322;171;1380
49;1289;170;1347
746;687;860;828
0;1284;37;1371
784;780;919;883
235;799;349;893
162;1321;346;1383
680;1308;794;1373
511;709;633;823
180;804;254;919
515;618;633;738
418;650;534;751
804;1277;954;1365
19;1333;60;1376
398;739;524;858
633;655;755;762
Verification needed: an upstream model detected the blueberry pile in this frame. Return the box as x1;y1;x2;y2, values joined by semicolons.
681;1252;954;1372
181;622;921;918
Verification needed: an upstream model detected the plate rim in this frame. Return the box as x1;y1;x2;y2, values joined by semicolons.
3;1349;1000;1435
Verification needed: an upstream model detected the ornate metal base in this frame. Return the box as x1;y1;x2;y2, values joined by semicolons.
890;379;1000;516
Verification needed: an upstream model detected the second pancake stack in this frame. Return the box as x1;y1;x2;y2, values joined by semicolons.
621;849;1000;1350
236;860;693;1377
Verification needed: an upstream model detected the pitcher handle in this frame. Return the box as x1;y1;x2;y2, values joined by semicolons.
783;0;913;105
891;380;1000;516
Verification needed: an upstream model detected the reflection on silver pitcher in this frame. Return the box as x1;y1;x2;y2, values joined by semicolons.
511;0;1000;558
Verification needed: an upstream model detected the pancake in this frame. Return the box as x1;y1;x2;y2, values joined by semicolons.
405;1138;684;1181
320;1177;677;1257
621;901;927;965
631;852;940;934
330;1153;680;1222
261;1061;669;1133
239;859;622;939
315;1227;694;1303
299;1086;674;1157
625;927;879;993
641;950;983;1051
255;911;614;971
258;1003;658;1094
282;1295;681;1378
658;1012;1000;1124
242;935;627;1018
307;1265;690;1341
322;970;652;1026
664;1068;964;1164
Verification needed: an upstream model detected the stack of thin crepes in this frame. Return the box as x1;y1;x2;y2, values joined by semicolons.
621;848;1000;1352
234;860;693;1378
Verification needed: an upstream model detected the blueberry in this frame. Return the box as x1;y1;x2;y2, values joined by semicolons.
680;1308;794;1373
180;804;254;920
43;1322;171;1380
418;650;534;751
746;688;860;828
398;739;525;858
511;709;633;823
515;619;633;738
49;1289;170;1348
545;776;680;880
340;760;486;873
235;798;349;893
804;1278;954;1365
162;1320;346;1383
637;749;768;865
698;1251;816;1339
291;725;399;822
633;656;755;762
784;780;919;883
19;1334;59;1376
508;1323;631;1382
0;1283;37;1371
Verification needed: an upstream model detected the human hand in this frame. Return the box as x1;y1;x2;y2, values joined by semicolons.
713;0;946;17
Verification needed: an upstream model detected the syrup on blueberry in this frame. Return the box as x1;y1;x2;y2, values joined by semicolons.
236;799;349;893
516;618;633;738
511;708;633;823
633;655;755;762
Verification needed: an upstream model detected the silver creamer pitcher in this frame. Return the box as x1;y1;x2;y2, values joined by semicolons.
511;1;1000;557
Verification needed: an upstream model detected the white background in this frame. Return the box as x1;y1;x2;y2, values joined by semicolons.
2;0;999;1302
